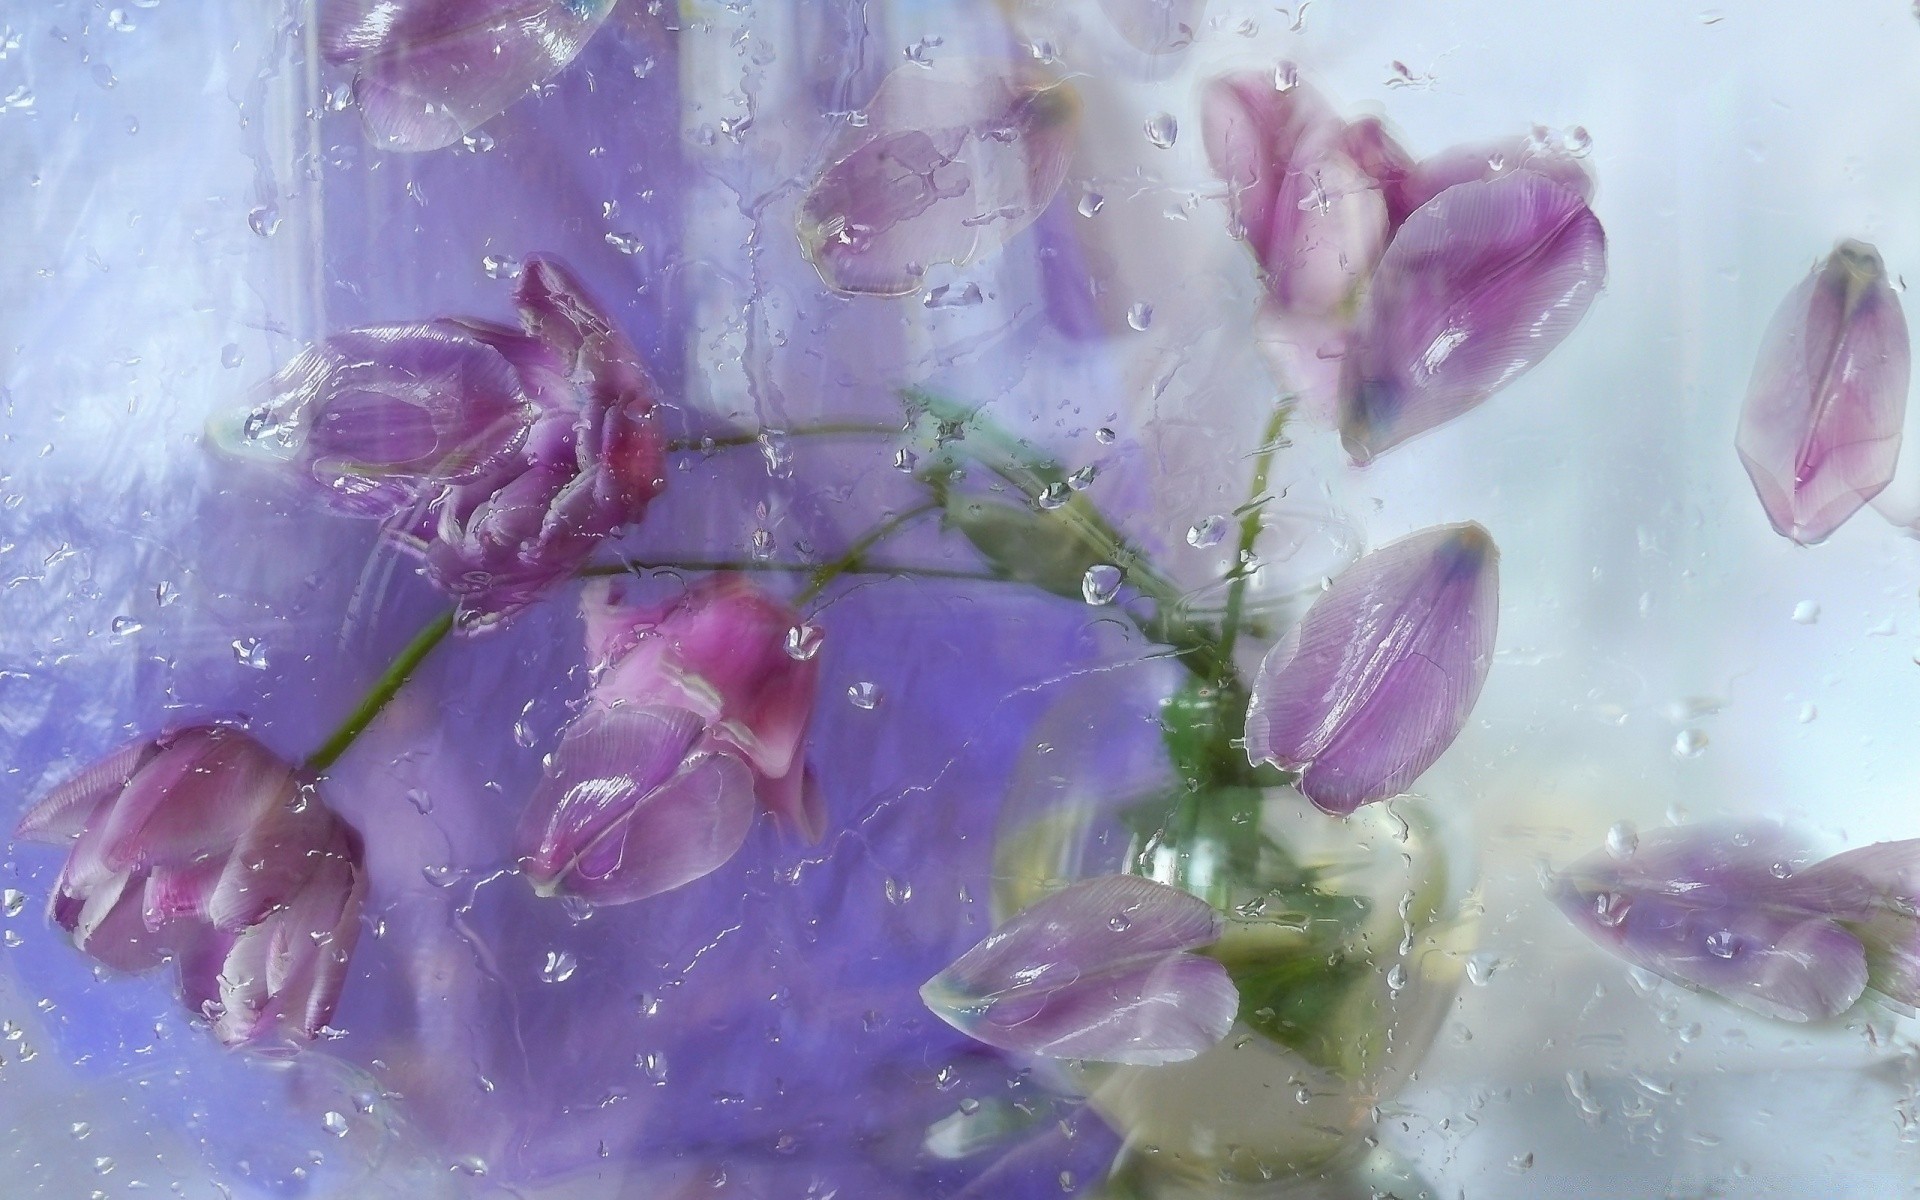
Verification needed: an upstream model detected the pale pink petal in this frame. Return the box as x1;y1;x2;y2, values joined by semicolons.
14;737;157;844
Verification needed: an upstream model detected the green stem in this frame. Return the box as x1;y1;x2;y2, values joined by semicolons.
796;503;941;606
666;421;904;454
304;611;456;774
1217;402;1290;665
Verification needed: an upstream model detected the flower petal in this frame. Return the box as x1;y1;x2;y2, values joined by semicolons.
1387;136;1594;228
15;736;157;844
92;728;293;874
1735;240;1910;544
920;874;1235;1066
322;0;619;152
1340;171;1607;462
798;60;1078;296
1788;839;1920;1006
1246;523;1499;814
518;706;757;905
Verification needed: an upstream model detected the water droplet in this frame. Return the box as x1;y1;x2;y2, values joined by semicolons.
1594;891;1632;927
1067;465;1096;491
604;231;645;255
220;344;244;369
1095;427;1117;445
247;206;281;238
923;282;983;309
640;1050;668;1082
958;1097;981;1115
109;615;142;636
1107;913;1132;932
1126;302;1154;331
1673;729;1708;758
69;1122;91;1140
1386;963;1408;993
230;637;268;670
1797;702;1817;724
405;789;433;815
1704;929;1739;959
1;889;23;919
1605;820;1639;860
1036;482;1071;510
785;623;824;661
322;1111;348;1138
1791;600;1819;624
1081;564;1123;605
541;950;578;984
1077;191;1106;217
93;1156;114;1175
893;447;919;472
1465;953;1506;986
1565;126;1593;156
482;254;522;280
848;682;882;710
1509;1152;1535;1171
1186;515;1228;548
1143;112;1178;149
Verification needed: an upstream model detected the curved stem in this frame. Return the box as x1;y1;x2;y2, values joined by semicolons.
1217;402;1290;666
796;503;941;606
305;610;456;774
667;421;904;454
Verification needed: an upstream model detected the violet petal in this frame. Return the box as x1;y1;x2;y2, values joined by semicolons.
1790;839;1920;1006
1388;136;1594;228
1245;523;1499;814
1735;240;1910;545
1340;171;1607;463
798;60;1078;296
920;874;1236;1066
517;705;757;906
322;0;619;152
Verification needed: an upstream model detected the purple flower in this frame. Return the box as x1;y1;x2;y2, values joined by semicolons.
226;255;669;632
1736;240;1910;545
14;725;367;1047
517;575;822;906
797;59;1079;296
1202;71;1391;317
321;0;619;152
1340;171;1607;463
1553;824;1920;1022
1245;523;1499;815
920;874;1237;1066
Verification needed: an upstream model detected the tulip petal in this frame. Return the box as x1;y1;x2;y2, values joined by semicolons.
1096;0;1205;54
1340;171;1607;462
15;737;157;844
1387;136;1594;228
518;706;757;905
1788;839;1920;1006
1736;240;1910;544
920;875;1235;1066
1246;523;1499;814
93;729;293;874
798;60;1078;296
322;0;619;152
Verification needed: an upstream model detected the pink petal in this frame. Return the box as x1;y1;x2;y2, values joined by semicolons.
1388;136;1594;229
1788;839;1920;1006
517;706;757;906
15;736;157;844
202;788;339;932
1340;171;1607;463
1096;0;1206;54
92;728;294;875
920;875;1235;1066
322;0;618;152
1736;240;1910;545
798;61;1079;296
1246;523;1499;814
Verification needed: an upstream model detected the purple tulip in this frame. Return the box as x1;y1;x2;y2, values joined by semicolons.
228;255;668;631
1202;70;1391;317
321;0;619;152
1245;522;1500;815
920;874;1236;1066
1380;134;1594;230
797;59;1079;296
1736;240;1910;545
1339;171;1607;463
518;575;822;906
14;725;367;1047
1553;824;1920;1022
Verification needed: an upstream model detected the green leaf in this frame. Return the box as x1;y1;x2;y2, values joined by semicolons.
1218;938;1377;1079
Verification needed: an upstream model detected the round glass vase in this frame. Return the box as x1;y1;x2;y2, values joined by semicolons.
990;661;1478;1195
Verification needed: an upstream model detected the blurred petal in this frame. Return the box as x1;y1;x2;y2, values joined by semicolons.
15;736;157;844
1388;136;1594;227
1736;240;1910;544
1202;70;1388;315
921;874;1235;1065
1790;839;1920;1006
1340;171;1607;462
518;706;757;905
1096;0;1205;54
93;728;293;874
322;0;619;152
1553;831;1869;1022
1246;523;1499;814
212;321;533;520
799;60;1078;296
